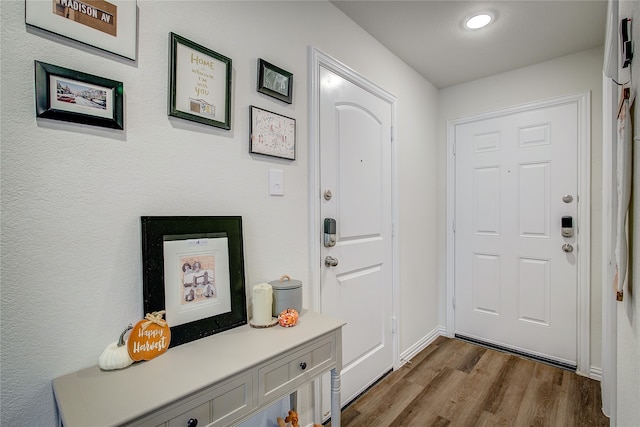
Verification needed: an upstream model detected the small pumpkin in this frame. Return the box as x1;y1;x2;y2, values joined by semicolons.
98;324;134;371
278;308;299;327
127;311;171;362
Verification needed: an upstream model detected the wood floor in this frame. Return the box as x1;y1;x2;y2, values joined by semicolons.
331;337;609;426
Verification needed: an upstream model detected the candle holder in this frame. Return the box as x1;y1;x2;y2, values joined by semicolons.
249;317;279;328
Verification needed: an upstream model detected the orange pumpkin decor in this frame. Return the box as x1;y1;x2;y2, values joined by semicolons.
278;308;299;327
127;311;171;361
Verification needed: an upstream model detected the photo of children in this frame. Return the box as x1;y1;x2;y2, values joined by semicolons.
180;255;216;304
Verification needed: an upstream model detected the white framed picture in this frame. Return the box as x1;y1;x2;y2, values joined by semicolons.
26;0;137;60
250;105;296;160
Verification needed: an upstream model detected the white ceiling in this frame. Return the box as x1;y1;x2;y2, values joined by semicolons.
331;0;608;88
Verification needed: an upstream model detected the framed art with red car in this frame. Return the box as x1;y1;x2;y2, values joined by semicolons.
34;61;124;129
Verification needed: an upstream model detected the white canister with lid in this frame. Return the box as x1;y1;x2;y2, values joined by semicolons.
269;275;302;316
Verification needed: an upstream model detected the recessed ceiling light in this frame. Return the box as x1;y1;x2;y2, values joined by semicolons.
465;13;493;30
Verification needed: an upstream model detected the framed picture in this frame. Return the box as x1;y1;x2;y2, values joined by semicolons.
142;216;247;348
34;60;124;129
25;0;137;60
250;106;296;160
168;33;232;130
257;58;292;104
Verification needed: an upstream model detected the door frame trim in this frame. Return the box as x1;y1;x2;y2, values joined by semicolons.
601;71;618;420
445;92;591;375
308;46;399;416
600;0;619;419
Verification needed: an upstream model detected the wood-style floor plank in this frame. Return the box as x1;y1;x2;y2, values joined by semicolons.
391;367;469;426
448;350;512;425
513;363;560;426
480;353;533;419
328;338;609;427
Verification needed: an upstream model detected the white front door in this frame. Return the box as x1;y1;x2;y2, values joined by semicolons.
319;64;394;413
454;100;580;366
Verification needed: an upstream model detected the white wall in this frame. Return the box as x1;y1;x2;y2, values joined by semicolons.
437;46;605;373
617;1;640;424
0;1;440;425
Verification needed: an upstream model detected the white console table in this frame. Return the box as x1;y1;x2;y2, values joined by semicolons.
52;311;344;427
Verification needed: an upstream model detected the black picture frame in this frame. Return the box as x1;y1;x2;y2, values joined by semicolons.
250;105;296;160
168;33;232;130
34;61;124;129
141;216;247;348
257;58;293;104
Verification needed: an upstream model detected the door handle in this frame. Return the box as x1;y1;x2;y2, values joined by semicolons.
562;243;574;253
325;256;339;267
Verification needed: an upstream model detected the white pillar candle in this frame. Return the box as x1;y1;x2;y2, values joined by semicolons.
252;283;273;326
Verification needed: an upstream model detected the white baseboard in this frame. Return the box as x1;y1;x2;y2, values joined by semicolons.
399;326;446;367
588;366;602;381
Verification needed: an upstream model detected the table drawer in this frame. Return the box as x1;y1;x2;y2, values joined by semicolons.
131;373;253;427
258;334;336;404
167;401;209;427
132;394;211;427
210;374;254;426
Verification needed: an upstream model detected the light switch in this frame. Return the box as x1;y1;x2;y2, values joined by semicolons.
269;169;284;196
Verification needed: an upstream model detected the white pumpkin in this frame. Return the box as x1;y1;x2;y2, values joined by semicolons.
98;324;134;371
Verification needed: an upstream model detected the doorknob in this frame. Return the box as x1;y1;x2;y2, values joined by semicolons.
562;243;574;253
325;256;339;267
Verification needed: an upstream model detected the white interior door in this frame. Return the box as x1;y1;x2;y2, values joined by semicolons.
319;65;394;415
454;100;579;366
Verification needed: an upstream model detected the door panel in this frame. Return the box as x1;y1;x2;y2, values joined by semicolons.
520;162;550;237
518;257;550;324
338;105;383;238
319;65;393;412
473;166;500;234
455;101;578;365
338;267;384;363
473;253;500;315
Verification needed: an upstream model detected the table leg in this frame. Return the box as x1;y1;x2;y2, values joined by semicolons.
330;367;341;427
